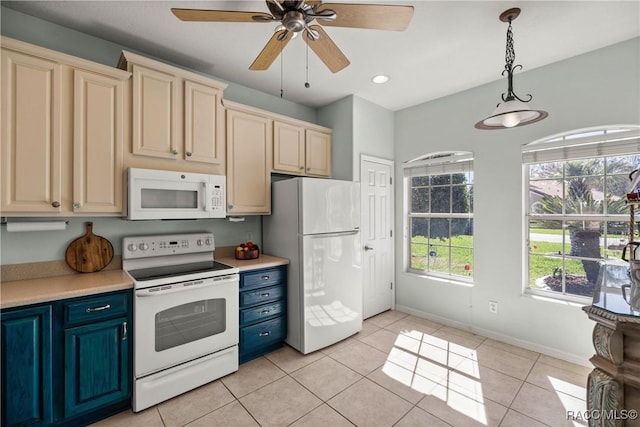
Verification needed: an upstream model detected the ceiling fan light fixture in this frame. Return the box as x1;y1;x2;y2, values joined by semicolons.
475;8;548;130
372;74;390;84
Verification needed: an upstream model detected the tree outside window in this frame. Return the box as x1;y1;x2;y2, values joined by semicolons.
525;127;639;301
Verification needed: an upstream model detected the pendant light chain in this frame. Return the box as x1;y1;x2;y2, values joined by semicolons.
505;20;515;72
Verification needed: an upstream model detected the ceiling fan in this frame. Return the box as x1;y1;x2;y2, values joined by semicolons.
171;1;414;73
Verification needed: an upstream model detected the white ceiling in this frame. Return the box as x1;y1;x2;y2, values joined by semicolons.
3;1;639;111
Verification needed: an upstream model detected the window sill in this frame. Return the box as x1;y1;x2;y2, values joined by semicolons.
523;289;592;307
403;271;474;287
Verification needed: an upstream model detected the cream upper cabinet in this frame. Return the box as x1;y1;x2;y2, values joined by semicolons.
118;51;227;175
1;48;63;214
273;121;305;174
73;69;125;214
184;79;225;165
305;129;331;177
131;64;179;160
226;103;273;215
1;37;130;216
272;120;331;177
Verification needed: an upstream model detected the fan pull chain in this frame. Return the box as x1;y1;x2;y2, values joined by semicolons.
305;39;310;88
280;37;284;98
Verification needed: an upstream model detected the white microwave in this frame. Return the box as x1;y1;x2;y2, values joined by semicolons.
127;168;226;220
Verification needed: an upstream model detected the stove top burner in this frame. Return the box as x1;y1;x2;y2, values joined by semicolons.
127;260;235;282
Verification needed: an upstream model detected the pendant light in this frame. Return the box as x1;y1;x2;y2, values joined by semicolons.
475;8;548;130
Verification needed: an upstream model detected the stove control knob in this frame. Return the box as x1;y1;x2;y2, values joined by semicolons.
139;243;149;251
127;244;137;252
196;239;203;246
205;238;212;246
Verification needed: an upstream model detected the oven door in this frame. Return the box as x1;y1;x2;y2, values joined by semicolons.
134;274;239;378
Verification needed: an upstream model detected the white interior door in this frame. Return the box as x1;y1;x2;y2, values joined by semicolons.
360;156;394;319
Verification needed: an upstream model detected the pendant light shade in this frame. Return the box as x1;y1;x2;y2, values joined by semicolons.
475;8;548;130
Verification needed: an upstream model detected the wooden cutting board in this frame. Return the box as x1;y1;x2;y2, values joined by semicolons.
65;222;114;273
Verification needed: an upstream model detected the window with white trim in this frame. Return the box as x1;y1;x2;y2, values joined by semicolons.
523;126;640;301
404;152;474;281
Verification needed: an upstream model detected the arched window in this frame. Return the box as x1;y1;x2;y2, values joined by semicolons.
403;151;474;282
523;125;640;301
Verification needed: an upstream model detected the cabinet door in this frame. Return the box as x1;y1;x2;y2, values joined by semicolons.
73;69;124;214
305;129;331;177
64;317;130;418
226;109;272;214
184;79;224;172
273;121;305;174
1;49;63;213
1;305;53;427
131;64;179;159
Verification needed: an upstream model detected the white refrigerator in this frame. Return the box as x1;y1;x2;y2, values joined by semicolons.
263;177;362;354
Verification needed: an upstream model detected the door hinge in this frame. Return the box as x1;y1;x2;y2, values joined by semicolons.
390;282;393;290
390;177;393;185
390;230;392;237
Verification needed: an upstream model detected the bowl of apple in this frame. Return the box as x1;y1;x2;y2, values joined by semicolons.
235;241;260;260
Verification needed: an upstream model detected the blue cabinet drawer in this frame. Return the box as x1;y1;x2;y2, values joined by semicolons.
240;284;284;307
240;266;285;290
240;317;285;351
240;300;285;326
63;292;129;326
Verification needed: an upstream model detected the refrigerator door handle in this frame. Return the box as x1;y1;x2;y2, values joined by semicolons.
307;230;359;238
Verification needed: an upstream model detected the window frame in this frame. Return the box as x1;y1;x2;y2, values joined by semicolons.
404;152;474;283
523;125;640;303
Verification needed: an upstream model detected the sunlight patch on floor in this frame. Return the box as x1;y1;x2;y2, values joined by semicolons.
382;328;488;425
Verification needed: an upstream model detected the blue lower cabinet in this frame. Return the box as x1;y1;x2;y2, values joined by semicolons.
1;305;53;427
0;290;132;427
239;266;287;363
64;317;130;418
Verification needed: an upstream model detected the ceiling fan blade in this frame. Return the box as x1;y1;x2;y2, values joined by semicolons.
303;25;350;73
315;3;414;31
249;30;294;70
171;8;274;23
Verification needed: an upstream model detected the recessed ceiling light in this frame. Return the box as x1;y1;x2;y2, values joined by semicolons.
371;74;390;84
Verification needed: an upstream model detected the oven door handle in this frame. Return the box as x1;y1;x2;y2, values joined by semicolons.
136;275;238;297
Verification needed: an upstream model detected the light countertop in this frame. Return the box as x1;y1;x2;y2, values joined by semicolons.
1;254;288;309
216;254;289;272
1;270;134;309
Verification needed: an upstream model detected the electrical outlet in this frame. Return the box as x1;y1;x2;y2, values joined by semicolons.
488;300;499;314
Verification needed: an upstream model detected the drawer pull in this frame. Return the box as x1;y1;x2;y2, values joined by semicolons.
261;309;272;315
261;275;270;280
86;304;111;313
260;293;270;297
259;331;271;337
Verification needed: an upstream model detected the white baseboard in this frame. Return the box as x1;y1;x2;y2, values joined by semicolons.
394;304;592;368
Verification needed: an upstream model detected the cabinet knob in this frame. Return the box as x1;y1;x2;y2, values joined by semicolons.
172;150;178;155
186;151;192;157
228;204;233;210
299;166;304;170
307;167;311;171
52;201;60;208
73;202;81;209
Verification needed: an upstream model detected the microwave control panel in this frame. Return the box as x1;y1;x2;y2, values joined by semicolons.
210;184;224;215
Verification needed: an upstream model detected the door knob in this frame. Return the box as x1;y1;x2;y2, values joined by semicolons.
364;245;373;251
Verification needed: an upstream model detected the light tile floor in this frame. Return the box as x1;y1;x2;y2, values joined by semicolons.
92;310;591;427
